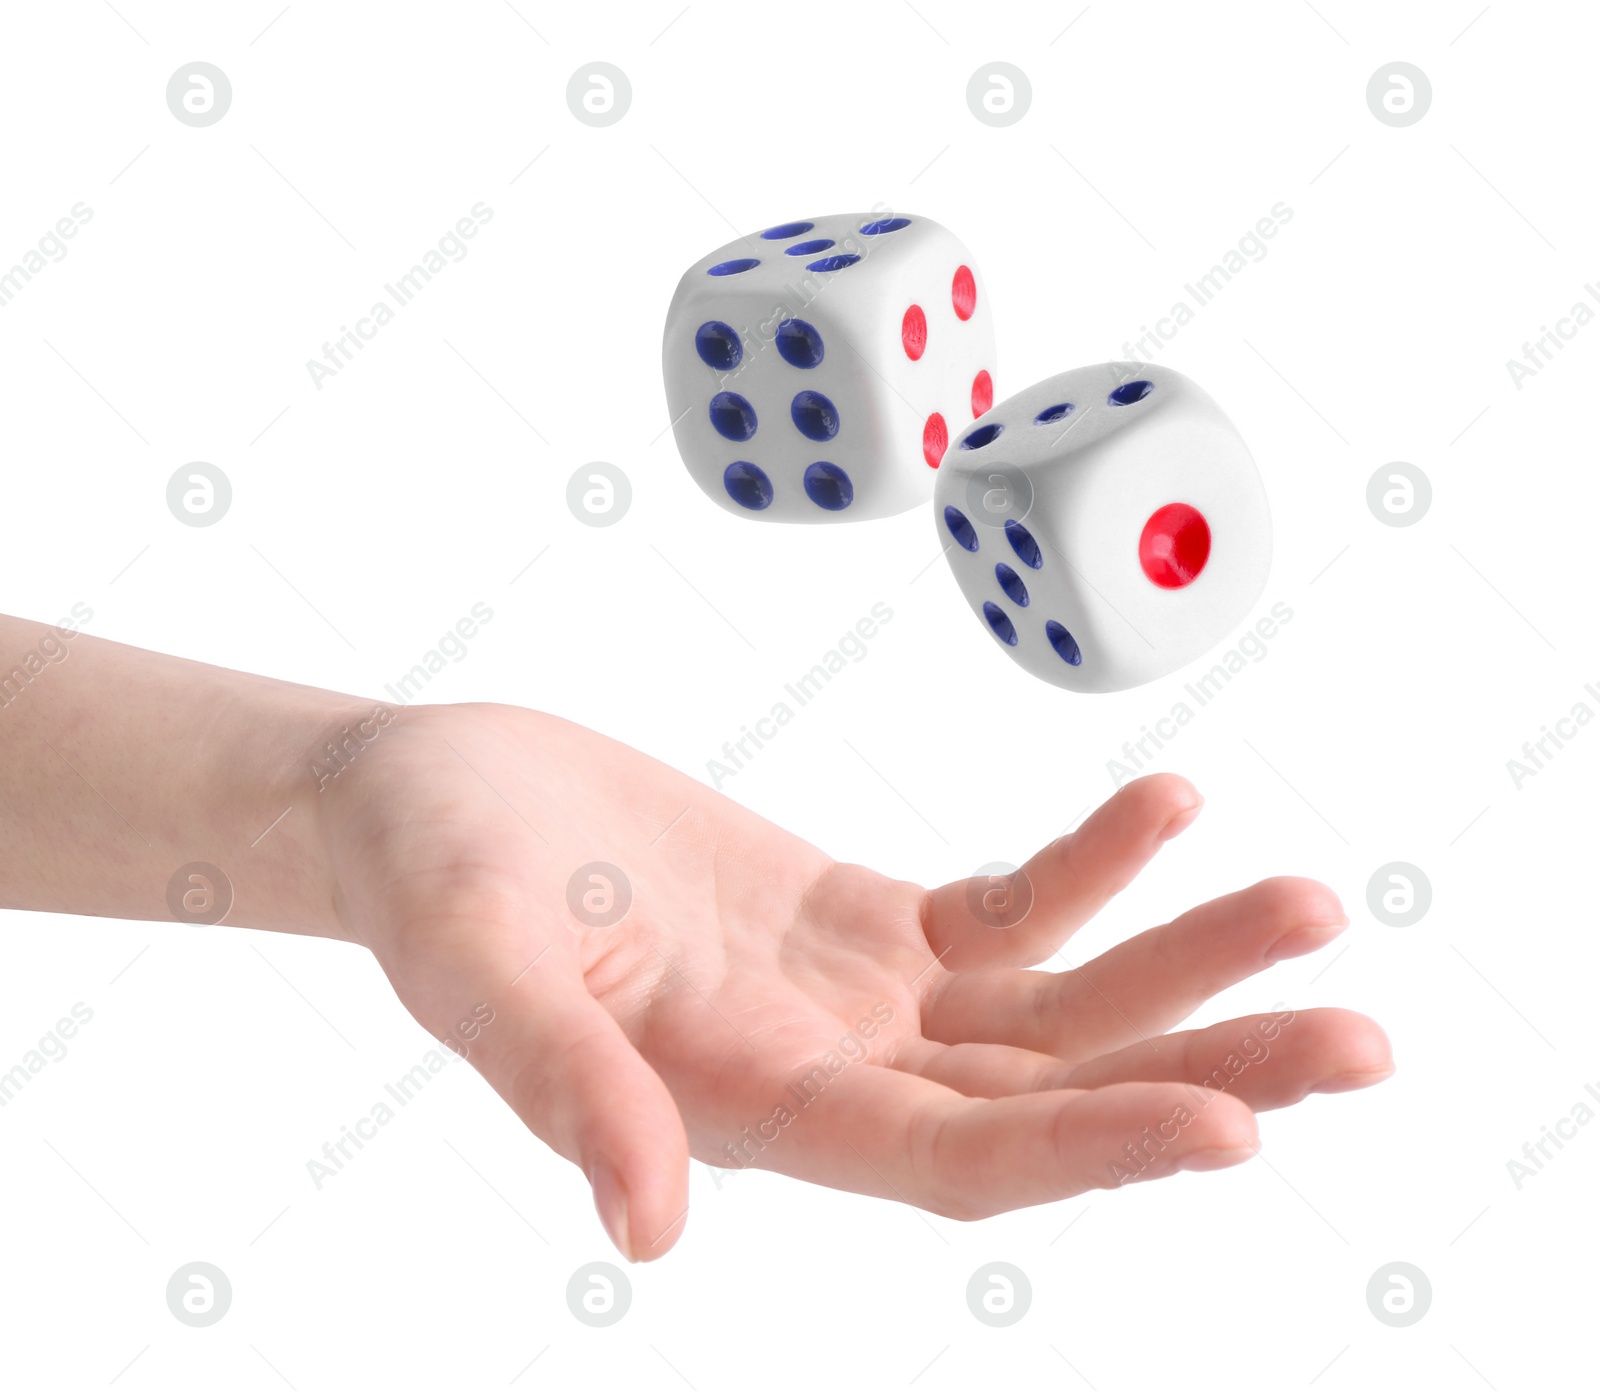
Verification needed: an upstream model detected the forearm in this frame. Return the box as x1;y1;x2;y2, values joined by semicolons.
0;612;363;941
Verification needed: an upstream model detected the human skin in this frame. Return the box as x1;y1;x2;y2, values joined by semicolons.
0;612;1392;1260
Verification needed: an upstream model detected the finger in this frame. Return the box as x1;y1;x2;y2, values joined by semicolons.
479;967;691;1261
379;913;690;1263
898;1009;1391;1108
921;773;1202;971
923;876;1346;1062
1057;1008;1394;1109
786;1069;1259;1218
894;1037;1077;1098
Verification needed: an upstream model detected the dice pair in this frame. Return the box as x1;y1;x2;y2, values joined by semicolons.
662;214;1270;693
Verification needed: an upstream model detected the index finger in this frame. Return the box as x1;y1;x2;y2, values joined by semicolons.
920;773;1202;972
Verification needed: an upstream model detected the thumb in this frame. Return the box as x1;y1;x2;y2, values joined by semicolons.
483;971;690;1261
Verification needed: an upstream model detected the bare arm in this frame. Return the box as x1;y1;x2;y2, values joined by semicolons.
0;612;1391;1260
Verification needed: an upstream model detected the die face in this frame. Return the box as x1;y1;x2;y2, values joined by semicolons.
935;363;1272;693
663;214;995;522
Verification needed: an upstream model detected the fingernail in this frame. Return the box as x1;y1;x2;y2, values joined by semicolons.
590;1161;635;1261
1176;1144;1258;1173
1264;919;1347;964
1159;799;1204;842
1311;1065;1395;1094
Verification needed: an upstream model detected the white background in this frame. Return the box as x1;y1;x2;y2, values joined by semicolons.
2;1;1595;1385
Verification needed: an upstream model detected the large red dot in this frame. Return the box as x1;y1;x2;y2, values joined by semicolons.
901;304;927;360
952;265;977;320
922;412;948;467
1139;503;1211;588
970;369;993;417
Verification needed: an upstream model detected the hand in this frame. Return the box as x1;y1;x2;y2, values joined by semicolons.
315;703;1393;1261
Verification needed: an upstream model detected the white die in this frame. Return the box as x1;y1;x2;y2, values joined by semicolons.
933;362;1272;693
662;213;996;522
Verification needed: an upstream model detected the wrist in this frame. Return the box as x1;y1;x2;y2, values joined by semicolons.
204;680;387;945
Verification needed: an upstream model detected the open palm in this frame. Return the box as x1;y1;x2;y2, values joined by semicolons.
317;703;1391;1260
